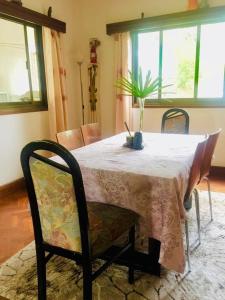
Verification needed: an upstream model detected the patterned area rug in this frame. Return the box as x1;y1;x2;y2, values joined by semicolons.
1;191;225;300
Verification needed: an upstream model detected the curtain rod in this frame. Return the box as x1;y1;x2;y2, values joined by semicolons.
0;0;66;33
106;5;225;35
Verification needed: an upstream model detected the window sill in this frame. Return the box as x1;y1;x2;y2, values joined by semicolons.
133;99;225;108
0;104;48;116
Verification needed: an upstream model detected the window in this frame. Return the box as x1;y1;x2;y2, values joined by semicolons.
0;16;47;114
132;19;225;107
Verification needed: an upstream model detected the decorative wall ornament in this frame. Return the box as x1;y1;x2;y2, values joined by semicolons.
188;0;198;10
88;38;101;123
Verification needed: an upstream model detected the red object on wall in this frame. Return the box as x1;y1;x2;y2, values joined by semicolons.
90;45;97;64
89;39;100;64
188;0;198;10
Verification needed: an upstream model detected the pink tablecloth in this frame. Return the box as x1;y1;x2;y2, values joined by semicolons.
53;132;203;273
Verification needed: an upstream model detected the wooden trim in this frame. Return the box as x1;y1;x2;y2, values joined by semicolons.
0;105;48;115
210;166;225;178
0;178;25;198
0;0;66;33
106;5;225;35
133;103;225;109
132;96;225;108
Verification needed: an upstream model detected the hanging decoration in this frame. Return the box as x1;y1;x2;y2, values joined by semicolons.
187;0;198;10
88;38;101;123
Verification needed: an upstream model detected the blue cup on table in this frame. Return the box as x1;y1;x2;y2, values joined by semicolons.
133;132;144;150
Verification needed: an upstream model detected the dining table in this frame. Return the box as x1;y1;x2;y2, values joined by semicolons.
53;132;203;275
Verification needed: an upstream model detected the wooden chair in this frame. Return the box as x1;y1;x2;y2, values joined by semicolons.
183;139;207;271
161;108;189;134
198;129;221;222
81;123;101;145
20;140;138;300
56;129;84;150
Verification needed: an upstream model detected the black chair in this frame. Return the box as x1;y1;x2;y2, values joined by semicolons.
161;108;189;134
20;140;139;300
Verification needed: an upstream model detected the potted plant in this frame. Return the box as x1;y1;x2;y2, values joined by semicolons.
116;68;165;149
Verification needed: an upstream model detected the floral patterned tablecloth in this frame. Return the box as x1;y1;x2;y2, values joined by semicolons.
53;132;203;273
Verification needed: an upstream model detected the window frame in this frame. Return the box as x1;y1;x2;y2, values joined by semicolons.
132;17;225;108
0;14;47;115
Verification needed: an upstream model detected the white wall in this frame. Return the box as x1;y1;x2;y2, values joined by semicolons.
75;0;225;166
0;0;82;185
0;112;49;184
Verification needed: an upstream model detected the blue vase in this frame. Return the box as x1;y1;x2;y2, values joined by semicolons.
133;132;144;150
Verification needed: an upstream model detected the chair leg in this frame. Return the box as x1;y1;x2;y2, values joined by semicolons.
128;226;135;284
36;251;47;300
194;189;201;246
83;262;92;300
205;176;213;222
185;220;191;273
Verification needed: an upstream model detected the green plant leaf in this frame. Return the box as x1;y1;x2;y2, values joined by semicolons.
138;68;143;92
116;67;172;105
115;67;172;131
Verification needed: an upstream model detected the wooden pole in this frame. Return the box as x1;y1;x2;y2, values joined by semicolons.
77;61;85;125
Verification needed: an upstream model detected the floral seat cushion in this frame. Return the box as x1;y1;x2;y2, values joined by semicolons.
87;202;139;257
30;157;139;256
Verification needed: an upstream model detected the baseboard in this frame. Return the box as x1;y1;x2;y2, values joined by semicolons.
210;166;225;177
0;178;25;198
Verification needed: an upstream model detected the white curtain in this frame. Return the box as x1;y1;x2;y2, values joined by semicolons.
114;32;132;133
42;27;68;140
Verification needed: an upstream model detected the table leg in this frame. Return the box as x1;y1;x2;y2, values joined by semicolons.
100;238;161;277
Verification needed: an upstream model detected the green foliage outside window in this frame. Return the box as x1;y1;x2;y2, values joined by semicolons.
132;19;225;107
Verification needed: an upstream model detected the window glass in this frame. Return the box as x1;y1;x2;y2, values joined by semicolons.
198;22;225;98
26;26;41;102
0;18;30;103
0;16;46;112
138;32;160;99
162;27;197;99
133;17;225;106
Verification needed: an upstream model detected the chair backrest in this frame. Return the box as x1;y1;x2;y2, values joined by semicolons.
184;139;207;202
20;140;90;256
161;108;189;134
200;129;221;179
81;122;101;145
56;128;84;150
